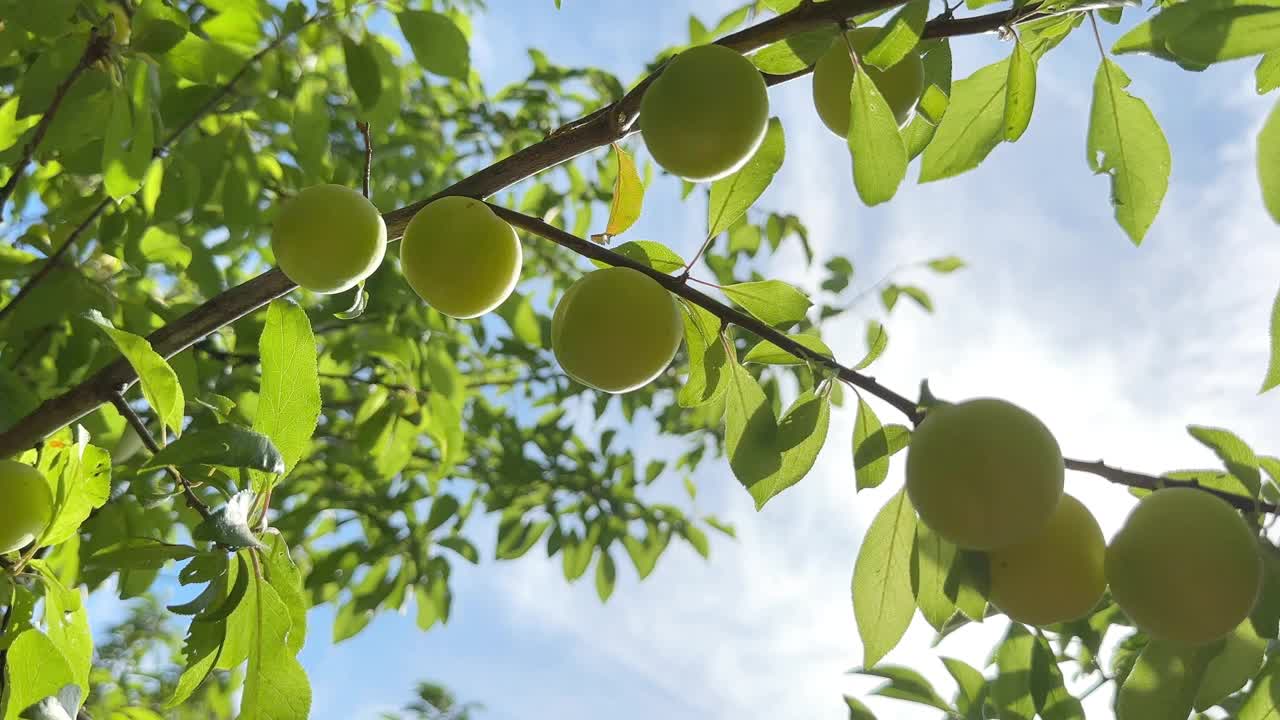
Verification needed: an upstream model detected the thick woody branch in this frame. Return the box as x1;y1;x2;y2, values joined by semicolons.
493;205;1280;515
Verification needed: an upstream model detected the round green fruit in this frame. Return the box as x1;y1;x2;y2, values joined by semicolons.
552;267;683;393
811;27;925;137
400;196;522;319
271;184;387;294
905;398;1064;550
0;459;53;555
639;43;770;182
989;494;1106;626
1107;487;1261;646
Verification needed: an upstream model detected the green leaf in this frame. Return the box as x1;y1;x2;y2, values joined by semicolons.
1250;540;1280;638
1260;98;1280;223
496;517;550;560
425;495;460;534
1259;51;1280;93
253;300;321;489
84;311;184;436
132;0;190;54
3;631;74;720
1187;425;1261;494
43;585;90;696
397;11;470;80
926;256;965;273
708;118;785;238
40;440;110;548
857;665;953;713
623;528;670;579
1117;639;1221;720
941;657;987;719
166;617;226;708
343;34;383;110
1031;631;1084;720
1087;59;1172;245
144;423;284;474
137;226;191;270
292;76;330;182
1237;654;1280;719
944;550;990;621
261;530;307;657
911;523;958;631
561;531;595;582
161;34;242;85
1193;621;1266;711
594;550;616;602
1262;285;1280;393
92;539;200;570
854;321;888;370
0;98;40;153
916;39;953;125
848;62;908;206
843;695;877;720
723;280;811;328
1165;4;1280;64
852;488;916;667
853;398;909;491
438;536;479;564
240;574;312;720
993;623;1036;720
592;240;686;274
750;28;837;74
746;390;831;509
193;491;261;550
920;58;1010;182
18;685;81;720
1004;40;1037;142
864;0;929;70
605;144;644;237
743;334;833;365
679;302;729;407
723;361;782;493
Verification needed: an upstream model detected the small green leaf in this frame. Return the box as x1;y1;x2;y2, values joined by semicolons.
1165;5;1280;64
843;695;877;720
425;495;460;534
911;523;958;631
1117;639;1221;720
942;657;986;718
848;62;908;205
144;424;284;474
40;440;110;548
856;665;954;713
84;311;184;437
1031;631;1084;720
1187;425;1261;495
708;118;786;238
167;616;226;708
193;491;262;550
343;34;383;110
253;299;321;489
724;361;782;492
43;585;91;695
678;301;729;407
103;62;155;199
750;28;837;74
594;551;616;602
1004;40;1037;142
496;517;551;560
853;398;909;491
920;58;1009;182
926;256;965;273
1237;654;1280;718
854;321;888;370
853;488;917;667
944;550;990;620
605;144;644;237
746;390;831;509
1260;98;1280;223
1259;51;1280;93
132;0;189;54
993;623;1036;720
292;76;330;182
592;240;686;274
438;536;479;564
240;574;312;720
1262;285;1280;393
397;11;470;80
1087;59;1172;245
743;334;833;365
722;280;811;328
4;632;75;720
864;0;929;70
90;539;201;570
1193;621;1266;711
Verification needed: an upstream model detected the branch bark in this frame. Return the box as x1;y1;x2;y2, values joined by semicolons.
0;0;1093;459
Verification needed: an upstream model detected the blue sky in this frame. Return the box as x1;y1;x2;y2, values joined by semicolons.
95;2;1280;718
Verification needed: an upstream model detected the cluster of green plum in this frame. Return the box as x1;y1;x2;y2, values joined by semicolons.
908;398;1263;646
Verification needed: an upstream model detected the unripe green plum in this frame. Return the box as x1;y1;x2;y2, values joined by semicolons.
905;398;1064;550
639;44;770;182
811;27;925;137
552;267;683;393
271;184;387;294
0;459;53;554
989;494;1106;625
400;196;522;319
1107;488;1261;646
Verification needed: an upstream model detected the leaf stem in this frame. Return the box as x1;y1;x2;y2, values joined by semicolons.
109;392;213;520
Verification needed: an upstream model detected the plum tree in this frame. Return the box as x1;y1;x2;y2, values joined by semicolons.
0;460;53;555
400;196;523;319
552;267;683;393
905;398;1063;550
811;27;925;137
988;494;1106;626
1107;487;1262;646
638;44;770;182
270;184;387;294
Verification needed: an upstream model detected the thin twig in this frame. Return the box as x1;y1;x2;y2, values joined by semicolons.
0;197;110;327
0;31;111;211
491;203;1280;515
357;121;373;199
109;392;213;520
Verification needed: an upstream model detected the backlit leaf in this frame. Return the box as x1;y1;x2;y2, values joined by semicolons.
853;489;917;667
708;119;785;238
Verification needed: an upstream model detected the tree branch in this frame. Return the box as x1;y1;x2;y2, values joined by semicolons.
0;31;111;211
0;0;1094;459
109;393;213;520
492;204;1280;515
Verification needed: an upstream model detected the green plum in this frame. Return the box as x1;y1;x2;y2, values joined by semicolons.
271;184;387;294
